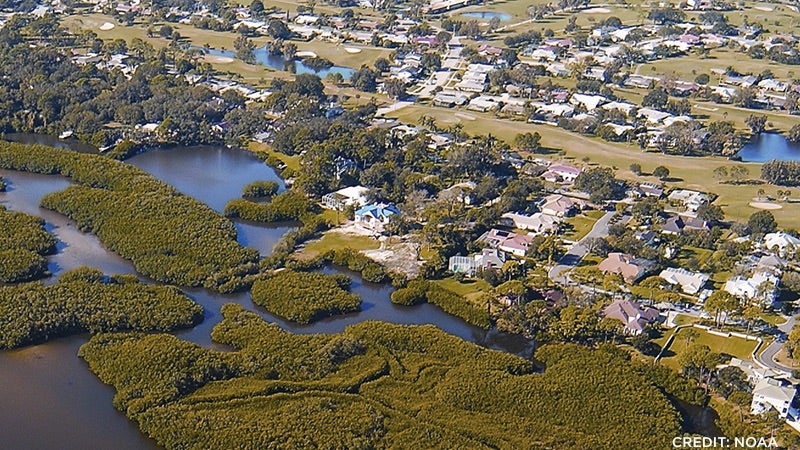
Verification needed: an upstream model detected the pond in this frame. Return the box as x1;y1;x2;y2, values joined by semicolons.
0;144;533;449
738;132;800;162
461;11;513;21
204;47;356;80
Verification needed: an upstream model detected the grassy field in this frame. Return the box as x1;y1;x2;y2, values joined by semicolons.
248;142;301;171
296;230;380;260
658;327;759;371
562;210;603;241
434;277;493;305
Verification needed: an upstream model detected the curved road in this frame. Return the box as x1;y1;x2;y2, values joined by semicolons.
548;211;621;284
756;314;797;374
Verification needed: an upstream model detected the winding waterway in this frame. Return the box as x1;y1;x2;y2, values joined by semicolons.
0;145;533;449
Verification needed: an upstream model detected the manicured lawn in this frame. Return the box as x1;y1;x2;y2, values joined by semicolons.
562;213;599;241
248;142;301;172
658;328;759;371
760;312;788;327
434;277;493;305
674;246;714;271
296;229;380;259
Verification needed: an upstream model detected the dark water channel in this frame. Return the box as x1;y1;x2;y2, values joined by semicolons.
0;145;532;448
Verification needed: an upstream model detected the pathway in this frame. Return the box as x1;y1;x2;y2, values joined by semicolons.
548;210;619;284
756;314;796;374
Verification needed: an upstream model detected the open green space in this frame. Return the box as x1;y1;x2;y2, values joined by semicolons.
434;277;493;303
563;210;602;241
297;230;380;260
658;328;759;371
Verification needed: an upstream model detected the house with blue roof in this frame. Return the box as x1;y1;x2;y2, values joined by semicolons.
355;203;400;233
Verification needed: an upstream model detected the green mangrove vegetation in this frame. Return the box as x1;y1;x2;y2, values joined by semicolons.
79;305;685;449
391;279;491;329
224;190;317;222
0;141;259;290
241;180;279;198
0;204;56;282
250;270;360;324
0;267;202;349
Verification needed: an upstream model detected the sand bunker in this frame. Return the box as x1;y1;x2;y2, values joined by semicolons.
344;47;362;54
583;7;611;13
296;51;318;58
99;22;115;31
749;202;783;210
203;55;234;64
754;5;774;11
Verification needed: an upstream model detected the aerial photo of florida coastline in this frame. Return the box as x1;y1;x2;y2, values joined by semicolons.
2;0;800;448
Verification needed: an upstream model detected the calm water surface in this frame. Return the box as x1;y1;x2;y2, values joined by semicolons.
0;145;533;449
738;132;800;162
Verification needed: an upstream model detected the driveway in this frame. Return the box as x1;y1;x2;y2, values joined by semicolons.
548;211;620;284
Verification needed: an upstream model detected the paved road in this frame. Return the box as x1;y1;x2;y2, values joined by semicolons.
548;211;619;284
756;314;797;374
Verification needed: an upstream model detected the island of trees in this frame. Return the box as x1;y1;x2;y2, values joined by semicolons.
0;204;57;283
0;267;202;349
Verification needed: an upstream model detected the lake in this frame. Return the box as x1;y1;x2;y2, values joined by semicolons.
204;47;356;79
0;145;532;449
738;132;800;162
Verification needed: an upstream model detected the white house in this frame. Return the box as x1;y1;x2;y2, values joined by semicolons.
501;212;560;234
668;189;709;212
659;267;709;295
541;163;581;184
321;186;369;210
751;378;797;419
448;248;506;276
727;358;786;386
764;232;800;257
724;271;780;306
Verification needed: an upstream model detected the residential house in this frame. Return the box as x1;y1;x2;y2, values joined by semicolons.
598;253;655;283
751;378;797;419
501;212;560;234
661;216;710;235
764;232;800;257
540;194;582;217
541;163;582;183
354;203;400;232
638;182;664;198
321;186;369;210
724;271;780;306
659;267;710;295
448;248;506;276
668;189;709;212
602;299;660;335
480;229;534;258
727;358;787;386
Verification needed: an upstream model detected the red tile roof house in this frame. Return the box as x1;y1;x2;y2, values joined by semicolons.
598;252;655;283
603;299;660;335
481;229;534;258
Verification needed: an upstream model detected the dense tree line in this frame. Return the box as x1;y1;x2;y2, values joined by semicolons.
0;204;56;282
241;180;279;198
0;142;259;290
391;279;491;329
224;190;317;222
0;267;202;349
78;306;684;449
761;160;800;186
250;270;361;324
